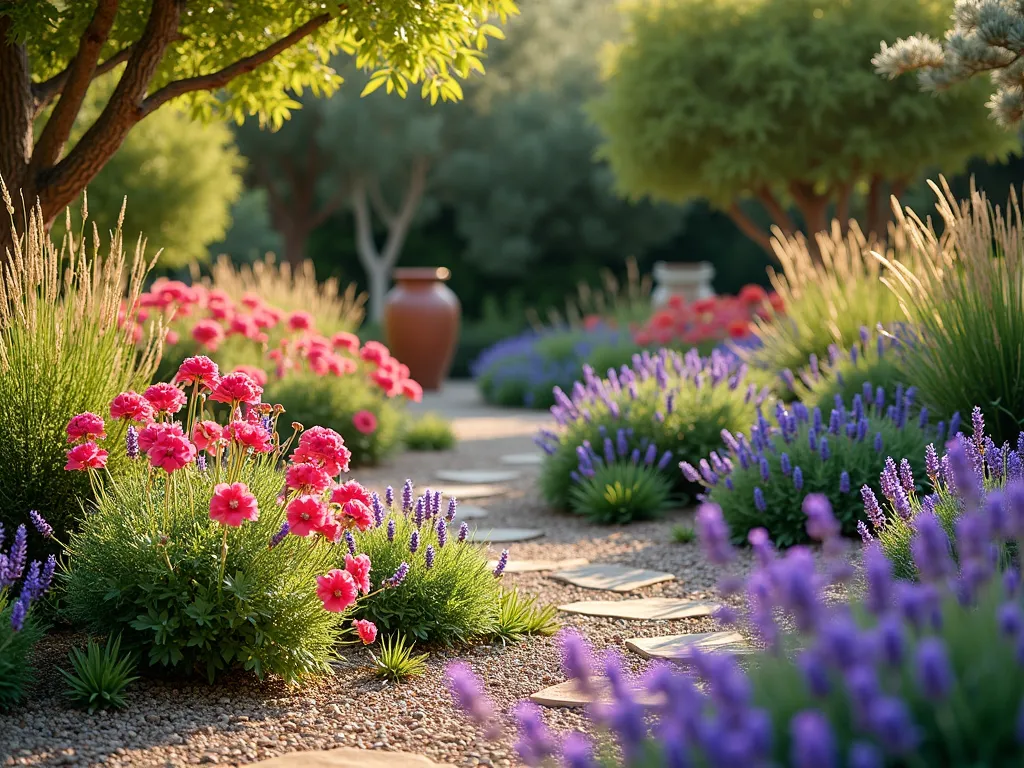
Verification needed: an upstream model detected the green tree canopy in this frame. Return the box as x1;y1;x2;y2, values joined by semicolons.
590;0;1018;256
0;0;517;257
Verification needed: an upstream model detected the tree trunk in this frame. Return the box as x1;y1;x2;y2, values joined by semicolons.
725;203;775;256
788;182;830;263
865;175;885;241
363;257;392;326
281;225;310;268
0;15;34;261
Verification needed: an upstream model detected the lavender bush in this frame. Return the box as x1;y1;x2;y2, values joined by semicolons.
350;480;504;644
683;384;948;546
538;348;765;510
447;492;1024;766
866;406;1018;580
0;516;57;709
473;325;639;410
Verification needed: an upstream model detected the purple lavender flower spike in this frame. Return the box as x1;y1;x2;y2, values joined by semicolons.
409;530;420;554
753;487;767;512
910;511;954;583
446;497;458;523
915;637;954;700
643;443;657;466
781;452;791;475
402;480;414;513
696;504;733;565
126;425;139;459
9;599;26;632
269;522;289;549
793;466;804;491
385;485;394;508
385;562;409;588
840;471;850;494
803;494;839;541
385;517;396;542
971;405;985;446
861;486;883;529
6;525;27;583
424;545;436;569
38;555;56;595
898;458;914;492
680;462;701;483
28;510;52;539
857;520;872;542
446;662;497;736
458;522;470;542
344;530;357;556
819;437;830;461
560;733;597;768
371;492;386;526
493;549;509;577
512;703;557;766
759;456;770;482
790;711;837;768
413;497;425;527
948;410;961;438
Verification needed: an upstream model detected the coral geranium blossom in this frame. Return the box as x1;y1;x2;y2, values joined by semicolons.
110;391;155;424
354;619;377;644
287;495;328;537
352;409;378;435
147;433;198;473
66;412;106;443
191;320;225;351
286;462;333;494
228;420;273;453
191;420;224;453
174;355;221;390
344;553;372;594
316;569;358;613
209;482;259;527
209;371;263;406
144;382;187;415
330;480;372;508
293;426;351;476
65;441;108;471
340;500;374;531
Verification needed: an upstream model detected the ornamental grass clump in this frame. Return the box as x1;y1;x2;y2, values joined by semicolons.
0;518;57;709
876;178;1024;446
403;412;457;452
64;358;388;684
0;192;160;550
537;348;766;510
683;385;947;546
348;481;504;644
567;459;674;524
448;494;1024;766
865;406;1016;580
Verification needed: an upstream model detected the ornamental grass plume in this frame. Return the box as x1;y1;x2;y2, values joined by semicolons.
874;178;1024;446
63;358;393;683
0;189;161;551
449;492;1024;766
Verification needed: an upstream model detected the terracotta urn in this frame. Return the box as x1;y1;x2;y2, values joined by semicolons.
384;267;461;391
651;261;716;309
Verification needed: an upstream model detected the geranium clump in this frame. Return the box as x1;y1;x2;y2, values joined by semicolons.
537;348;766;510
633;285;784;349
348;480;505;644
63;357;397;683
0;515;57;709
683;384;948;547
447;493;1024;766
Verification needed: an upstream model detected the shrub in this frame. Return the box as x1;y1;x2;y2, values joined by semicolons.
746;221;915;379
404;412;457;452
671;523;696;544
64;360;384;683
0;520;57;709
567;461;673;524
371;633;428;682
60;634;138;713
537;348;765;510
0;197;160;551
633;286;783;349
684;385;947;547
266;371;405;468
878;180;1024;445
493;588;559;644
473;325;639;410
448;494;1024;766
349;481;503;644
866;407;1015;581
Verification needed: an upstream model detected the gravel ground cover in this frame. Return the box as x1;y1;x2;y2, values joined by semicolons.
0;383;854;768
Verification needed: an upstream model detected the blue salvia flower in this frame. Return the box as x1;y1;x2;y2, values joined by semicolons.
828;409;841;436
759;457;770;482
616;429;629;457
436;517;448;548
409;530;420;554
840;471;850;494
754;487;767;512
793;466;804;491
385;485;394;508
28;511;52;539
630;448;641;465
344;530;357;556
9;599;26;631
656;451;673;471
126;425;139;459
458;522;470;542
820;437;830;461
384;562;409;588
387;518;396;542
493;550;509;577
873;432;884;453
790;711;837;768
425;545;436;569
935;420;946;444
603;437;615;465
781;453;792;476
402;480;414;513
948;411;961;438
874;387;885;413
643;444;657;466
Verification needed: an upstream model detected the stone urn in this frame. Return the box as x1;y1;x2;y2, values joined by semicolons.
651;261;716;309
384;267;461;391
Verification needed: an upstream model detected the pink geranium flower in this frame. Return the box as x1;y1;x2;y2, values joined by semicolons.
287;495;328;537
286;462;333;494
144;382;187;415
330;332;360;352
228;314;260;340
66;412;106;443
65;441;108;471
175;355;221;390
316;515;344;543
352;410;378;435
147;433;197;473
241;292;262;310
191;320;225;351
340;500;373;532
330;480;372;508
344;553;372;594
209;482;259;527
372;369;398;397
288;311;314;331
354;619;377;644
110;391;155;424
316;569;358;613
292;426;351;476
228;420;273;453
233;365;268;387
165;330;180;346
400;379;423;403
360;341;390;365
191;420;224;453
209;372;263;406
138;422;185;454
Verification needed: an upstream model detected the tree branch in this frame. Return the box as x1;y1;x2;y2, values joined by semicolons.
32;43;135;118
755;184;797;235
379;157;430;268
725;202;774;255
351;177;381;268
30;0;120;175
141;13;334;116
367;178;397;227
309;185;350;229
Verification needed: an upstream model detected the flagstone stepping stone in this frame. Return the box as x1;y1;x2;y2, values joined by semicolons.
530;678;665;709
440;483;508;500
452;503;489;520
488;557;590;573
551;563;676;592
501;452;544;466
252;748;452;767
625;631;752;661
471;527;545;543
435;469;522;484
558;597;720;620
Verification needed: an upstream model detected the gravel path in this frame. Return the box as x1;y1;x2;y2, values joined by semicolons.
0;383;850;768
